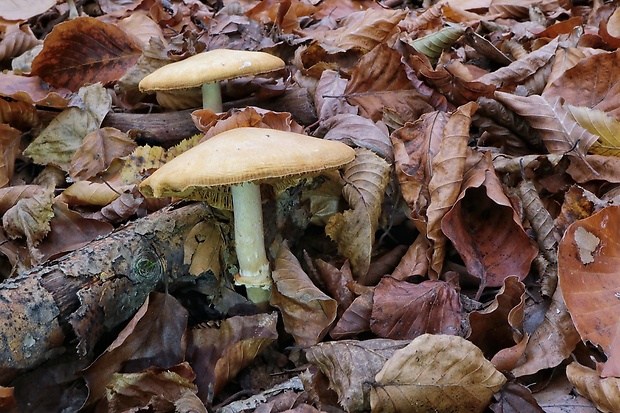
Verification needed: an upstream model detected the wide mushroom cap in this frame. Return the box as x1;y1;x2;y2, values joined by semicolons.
140;127;356;201
139;49;286;92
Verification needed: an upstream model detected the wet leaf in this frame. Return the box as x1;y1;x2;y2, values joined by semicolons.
270;242;337;347
305;339;410;413
371;334;507;413
326;148;390;278
31;17;141;92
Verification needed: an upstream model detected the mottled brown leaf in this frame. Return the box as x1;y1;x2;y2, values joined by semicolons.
427;102;477;276
558;205;620;377
371;277;464;340
344;43;433;123
69;127;137;181
186;312;278;401
372;334;507;413
31;17;141;92
306;339;410;413
326;148;390;278
270;242;337;347
80;292;188;409
442;152;538;292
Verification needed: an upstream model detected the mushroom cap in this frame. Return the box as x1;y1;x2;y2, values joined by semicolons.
139;49;286;92
140;127;356;201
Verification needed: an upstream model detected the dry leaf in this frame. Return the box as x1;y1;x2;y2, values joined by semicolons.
31;17;141;92
0;0;55;20
370;277;464;340
24;83;112;171
330;291;374;339
270;242;337;347
326;148;390;278
567;105;620;157
371;334;507;413
183;220;223;277
558;205;620;377
566;362;620;413
305;339;410;413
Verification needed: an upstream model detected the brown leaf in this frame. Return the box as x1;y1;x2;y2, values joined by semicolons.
370;277;464;340
0;99;39;131
511;284;580;378
32;17;141;92
85;190;144;225
566;362;620;413
314;70;357;125
0;24;41;62
270;242;337;347
442;151;538;291
543;50;620;121
315;259;355;315
468;276;525;358
0;1;55;21
186;312;278;401
325;148;391;278
321;114;393;162
305;339;410;413
80;292;188;409
183;220;223;277
391;234;430;280
104;363;204;413
0;74;70;108
558;205;620;377
371;334;507;413
0;124;21;188
490;382;545;413
426;102;477;276
330;291;373;339
344;43;434;123
69;127;138;181
24;83;112;171
314;8;406;52
36;201;114;261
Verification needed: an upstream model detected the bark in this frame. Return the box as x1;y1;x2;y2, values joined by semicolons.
36;86;317;147
0;203;213;383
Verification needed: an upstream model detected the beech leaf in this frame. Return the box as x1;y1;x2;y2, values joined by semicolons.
558;205;620;377
372;334;507;413
31;17;141;92
270;242;337;347
566;362;620;413
23;83;112;171
305;339;410;413
326;148;390;278
567;105;620;157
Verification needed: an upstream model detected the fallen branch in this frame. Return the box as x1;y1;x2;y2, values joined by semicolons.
0;203;213;384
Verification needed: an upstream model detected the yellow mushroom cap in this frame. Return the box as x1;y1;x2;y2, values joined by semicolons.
138;49;286;92
140;127;356;203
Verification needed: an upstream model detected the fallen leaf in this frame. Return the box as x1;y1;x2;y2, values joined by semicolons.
558;205;620;377
270;242;337;347
566;362;620;413
305;339;410;413
371;334;507;413
31;17;141;92
326;148;391;278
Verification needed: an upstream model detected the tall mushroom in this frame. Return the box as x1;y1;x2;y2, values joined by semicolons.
139;127;356;305
138;49;285;112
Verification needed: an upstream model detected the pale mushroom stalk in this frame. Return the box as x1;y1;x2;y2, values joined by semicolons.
201;82;223;112
231;182;271;303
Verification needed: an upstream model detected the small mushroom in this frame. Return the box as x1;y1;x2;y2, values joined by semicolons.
138;49;285;112
139;127;355;305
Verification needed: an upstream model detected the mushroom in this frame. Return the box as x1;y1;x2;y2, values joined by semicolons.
139;127;355;305
138;49;286;112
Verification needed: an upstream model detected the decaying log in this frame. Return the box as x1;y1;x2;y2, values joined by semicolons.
0;203;214;384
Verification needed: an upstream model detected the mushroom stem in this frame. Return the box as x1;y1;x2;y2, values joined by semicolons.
201;82;223;112
231;182;271;304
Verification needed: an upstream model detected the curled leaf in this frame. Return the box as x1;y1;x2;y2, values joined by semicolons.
326;148;391;278
566;362;620;413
